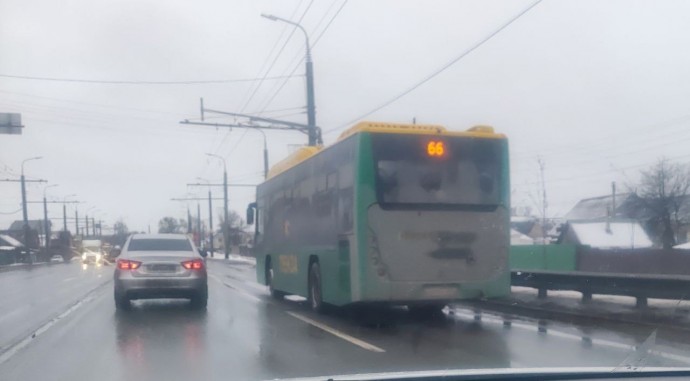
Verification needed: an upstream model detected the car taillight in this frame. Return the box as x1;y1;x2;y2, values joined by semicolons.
117;259;141;270
182;259;204;270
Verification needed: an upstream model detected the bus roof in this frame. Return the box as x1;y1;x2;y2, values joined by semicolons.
266;121;505;179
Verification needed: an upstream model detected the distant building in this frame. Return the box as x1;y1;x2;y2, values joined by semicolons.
3;220;49;248
510;229;534;245
558;220;653;249
510;216;561;244
565;193;690;247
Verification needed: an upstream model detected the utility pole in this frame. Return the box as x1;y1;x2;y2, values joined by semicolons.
43;197;49;248
85;215;89;238
63;204;67;231
75;209;79;236
197;203;201;247
20;156;43;261
537;157;548;244
42;184;58;249
207;153;229;259
262;13;317;145
91;217;96;236
187;207;192;234
612;181;617;218
208;189;214;257
171;196;224;248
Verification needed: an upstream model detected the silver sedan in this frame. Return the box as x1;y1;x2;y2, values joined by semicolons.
113;233;207;310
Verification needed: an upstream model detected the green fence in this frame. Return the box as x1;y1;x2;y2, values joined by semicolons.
510;245;577;272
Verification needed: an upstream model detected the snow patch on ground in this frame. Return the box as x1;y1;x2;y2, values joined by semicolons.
207;253;256;265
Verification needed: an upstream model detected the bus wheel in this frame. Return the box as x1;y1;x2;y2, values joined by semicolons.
267;262;285;299
308;262;325;313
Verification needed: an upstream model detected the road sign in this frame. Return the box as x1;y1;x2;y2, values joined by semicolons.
0;113;23;135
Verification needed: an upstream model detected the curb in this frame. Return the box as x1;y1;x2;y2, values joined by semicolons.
0;262;51;273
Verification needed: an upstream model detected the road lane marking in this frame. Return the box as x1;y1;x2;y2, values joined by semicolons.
0;283;106;365
61;276;77;283
451;309;690;365
209;274;261;302
287;311;386;353
219;273;269;293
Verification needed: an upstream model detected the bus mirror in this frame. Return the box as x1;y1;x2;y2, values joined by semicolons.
246;203;256;225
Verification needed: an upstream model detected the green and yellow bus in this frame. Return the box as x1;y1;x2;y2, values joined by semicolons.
247;121;510;313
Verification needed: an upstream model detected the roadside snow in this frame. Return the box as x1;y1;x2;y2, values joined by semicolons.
207;253;256;265
510;229;534;245
570;221;653;249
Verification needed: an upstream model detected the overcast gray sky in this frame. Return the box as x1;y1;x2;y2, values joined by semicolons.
1;0;690;231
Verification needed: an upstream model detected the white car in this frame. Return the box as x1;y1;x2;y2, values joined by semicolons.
50;255;63;263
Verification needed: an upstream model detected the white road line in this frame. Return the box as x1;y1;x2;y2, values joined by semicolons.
61;277;77;283
0;289;99;365
242;279;271;293
287;311;386;353
209;274;261;302
451;309;690;365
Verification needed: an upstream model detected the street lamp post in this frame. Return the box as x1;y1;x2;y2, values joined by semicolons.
262;13;317;146
43;184;58;249
86;207;96;239
206;153;229;259
21;156;42;261
197;202;202;248
252;128;269;179
197;178;214;257
62;194;76;232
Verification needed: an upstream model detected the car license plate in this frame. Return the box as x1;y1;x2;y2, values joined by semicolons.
148;264;176;273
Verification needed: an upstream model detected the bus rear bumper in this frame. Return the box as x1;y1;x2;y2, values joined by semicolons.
353;277;510;304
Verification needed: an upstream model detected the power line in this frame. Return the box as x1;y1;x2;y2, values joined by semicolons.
324;0;543;135
239;0;314;113
258;0;349;114
0;73;299;85
205;0;317;173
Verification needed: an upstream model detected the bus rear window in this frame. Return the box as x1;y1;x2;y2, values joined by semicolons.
372;134;504;207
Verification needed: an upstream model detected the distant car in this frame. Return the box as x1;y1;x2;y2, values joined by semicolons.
113;233;207;310
81;239;104;264
50;254;63;263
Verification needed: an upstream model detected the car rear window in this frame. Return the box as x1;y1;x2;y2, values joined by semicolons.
127;238;192;252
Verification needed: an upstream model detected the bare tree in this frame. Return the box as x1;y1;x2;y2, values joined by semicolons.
113;219;129;236
527;157;549;243
218;210;247;247
158;217;186;234
636;158;690;248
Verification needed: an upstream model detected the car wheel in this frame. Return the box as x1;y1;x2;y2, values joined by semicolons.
308;262;325;313
190;286;208;310
114;291;130;311
266;261;286;299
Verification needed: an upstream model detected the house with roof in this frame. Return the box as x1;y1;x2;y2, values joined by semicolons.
564;192;690;247
558;220;653;249
3;220;50;248
510;216;561;244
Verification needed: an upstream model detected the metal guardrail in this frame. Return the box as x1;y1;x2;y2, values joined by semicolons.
512;270;690;307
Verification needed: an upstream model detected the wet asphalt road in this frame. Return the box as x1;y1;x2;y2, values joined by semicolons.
2;259;690;381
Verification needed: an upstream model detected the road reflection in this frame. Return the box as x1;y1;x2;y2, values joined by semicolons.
254;300;511;379
114;300;209;380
